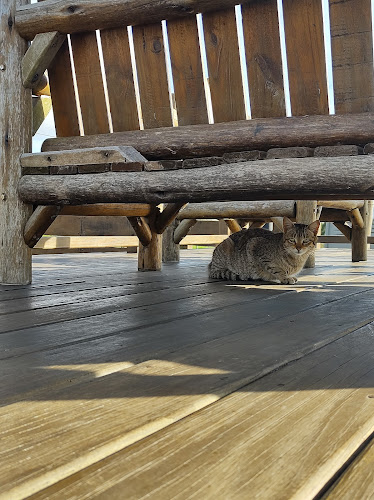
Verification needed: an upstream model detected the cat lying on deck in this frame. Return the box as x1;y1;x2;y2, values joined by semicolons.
209;217;320;284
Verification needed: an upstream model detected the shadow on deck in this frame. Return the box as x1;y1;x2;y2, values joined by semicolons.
1;249;374;499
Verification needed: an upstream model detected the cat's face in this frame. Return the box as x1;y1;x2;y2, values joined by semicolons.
282;218;320;256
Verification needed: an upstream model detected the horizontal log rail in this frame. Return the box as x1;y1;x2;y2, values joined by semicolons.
18;156;374;205
15;0;249;40
178;201;296;219
41;113;374;160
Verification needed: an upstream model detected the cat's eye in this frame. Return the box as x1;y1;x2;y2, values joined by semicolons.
303;240;310;245
288;239;296;243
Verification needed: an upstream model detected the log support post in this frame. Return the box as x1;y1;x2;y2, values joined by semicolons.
174;219;198;244
24;205;61;247
0;0;32;284
137;207;162;271
162;219;180;262
351;201;373;262
296;200;318;268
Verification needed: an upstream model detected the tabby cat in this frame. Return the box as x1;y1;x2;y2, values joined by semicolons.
209;217;320;284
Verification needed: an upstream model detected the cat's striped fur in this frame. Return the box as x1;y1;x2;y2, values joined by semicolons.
209;217;320;284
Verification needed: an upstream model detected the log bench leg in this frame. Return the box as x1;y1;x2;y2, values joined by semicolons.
0;0;32;284
162;220;180;262
296;201;318;268
351;201;373;262
138;208;162;271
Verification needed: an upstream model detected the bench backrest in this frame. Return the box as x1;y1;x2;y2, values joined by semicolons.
48;0;374;143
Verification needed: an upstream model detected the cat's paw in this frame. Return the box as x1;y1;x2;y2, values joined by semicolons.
281;276;297;285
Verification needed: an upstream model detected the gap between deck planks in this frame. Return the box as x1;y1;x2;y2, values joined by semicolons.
26;321;374;500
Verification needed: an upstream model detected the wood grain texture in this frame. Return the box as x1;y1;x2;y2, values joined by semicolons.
48;39;80;137
132;23;172;129
0;0;32;284
60;204;152;217
329;0;374;114
283;0;328;116
242;0;286;118
24;205;62;247
203;8;245;122
22;31;65;89
162;219;180;261
127;216;152;246
325;437;374;499
179;201;296;219
100;27;139;131
18;313;374;499
70;31;109;135
167;16;208;125
16;0;248;40
351;201;373;262
18;155;374;205
42;112;374;159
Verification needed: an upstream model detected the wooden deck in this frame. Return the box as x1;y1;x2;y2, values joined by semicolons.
1;248;374;499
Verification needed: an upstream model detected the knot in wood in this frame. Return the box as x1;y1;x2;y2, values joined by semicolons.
152;39;162;54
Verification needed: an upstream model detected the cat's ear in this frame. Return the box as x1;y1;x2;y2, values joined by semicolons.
283;217;294;232
308;220;320;236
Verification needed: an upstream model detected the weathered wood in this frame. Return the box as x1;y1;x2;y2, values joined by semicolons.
174;219;198;244
318;200;364;211
296;200;318;268
162;219;180;262
100;27;140;132
329;0;374;114
138;212;162;271
132;23;172;129
326;438;374;499
18;156;374;205
22;31;65;89
203;8;245;122
127;216;152;247
349;208;365;229
351;201;373;262
32;96;52;135
320;208;350;223
70;32;109;135
242;0;285;118
21;146;146;168
41;112;374;159
61;204;152;217
178;201;296;219
0;0;32;284
167;16;208;125
16;0;251;40
48;38;80;137
225;219;241;233
24;205;62;248
155;203;187;234
283;0;328;116
333;222;352;241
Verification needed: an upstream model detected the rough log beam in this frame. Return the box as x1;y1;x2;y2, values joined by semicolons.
348;208;365;229
225;219;242;233
41;113;374;160
178;201;296;219
16;0;251;40
174;219;197;244
22;31;65;89
127;216;152;247
333;222;352;241
24;205;61;247
18;156;374;205
155;202;187;234
60;204;152;217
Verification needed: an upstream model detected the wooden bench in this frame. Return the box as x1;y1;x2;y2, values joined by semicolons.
2;0;374;283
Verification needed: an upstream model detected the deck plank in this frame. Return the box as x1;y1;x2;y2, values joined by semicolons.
27;322;374;500
1;249;374;499
325;437;374;499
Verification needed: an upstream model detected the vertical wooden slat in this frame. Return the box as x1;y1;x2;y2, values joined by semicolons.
167;17;208;125
70;32;110;134
100;27;140;132
282;0;328;116
242;0;285;118
329;0;374;114
203;9;245;122
132;24;172;128
48;40;80;137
